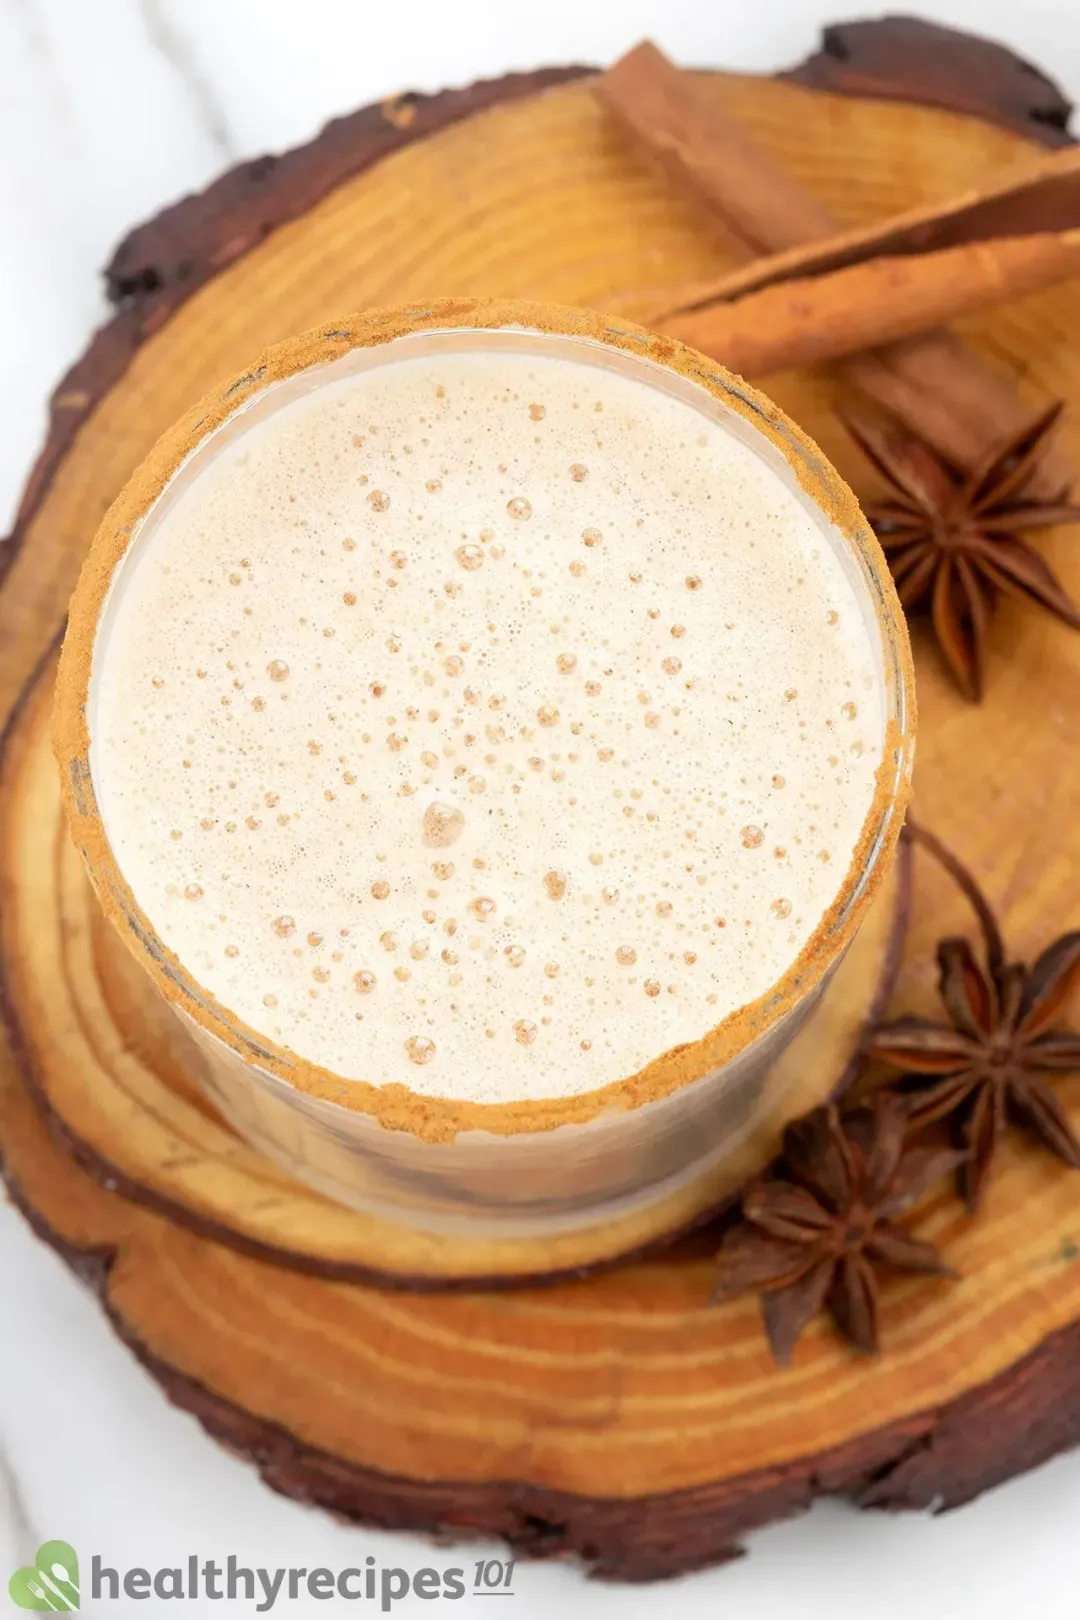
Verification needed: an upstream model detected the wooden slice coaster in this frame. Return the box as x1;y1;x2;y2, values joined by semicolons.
2;18;1080;1575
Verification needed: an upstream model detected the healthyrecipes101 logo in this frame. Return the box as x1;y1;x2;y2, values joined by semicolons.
8;1542;80;1610
9;1541;519;1610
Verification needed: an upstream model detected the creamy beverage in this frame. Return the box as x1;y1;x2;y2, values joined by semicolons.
88;334;885;1108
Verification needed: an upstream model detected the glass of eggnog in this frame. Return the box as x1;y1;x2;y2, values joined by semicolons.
56;300;914;1241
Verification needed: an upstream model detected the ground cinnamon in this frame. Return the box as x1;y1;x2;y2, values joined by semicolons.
597;42;1073;493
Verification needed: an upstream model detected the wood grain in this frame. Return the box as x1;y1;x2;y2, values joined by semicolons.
2;18;1080;1579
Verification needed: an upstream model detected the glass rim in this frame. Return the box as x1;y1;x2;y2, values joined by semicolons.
54;297;915;1143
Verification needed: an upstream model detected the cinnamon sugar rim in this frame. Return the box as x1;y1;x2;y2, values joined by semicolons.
55;297;915;1144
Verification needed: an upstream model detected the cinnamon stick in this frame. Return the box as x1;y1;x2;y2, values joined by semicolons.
599;42;836;253
597;42;1072;491
630;145;1080;321
657;231;1080;379
841;335;1031;475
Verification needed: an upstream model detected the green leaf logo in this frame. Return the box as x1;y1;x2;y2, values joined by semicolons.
8;1542;80;1610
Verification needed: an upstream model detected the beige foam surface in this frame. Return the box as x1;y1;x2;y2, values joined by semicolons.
92;338;883;1102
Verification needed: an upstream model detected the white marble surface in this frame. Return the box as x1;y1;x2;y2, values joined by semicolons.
3;1;1080;1614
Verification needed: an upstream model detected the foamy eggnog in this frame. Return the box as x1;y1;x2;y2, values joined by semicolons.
61;304;912;1236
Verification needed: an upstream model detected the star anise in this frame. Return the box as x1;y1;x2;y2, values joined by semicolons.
712;1100;960;1364
844;401;1080;701
869;823;1080;1211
